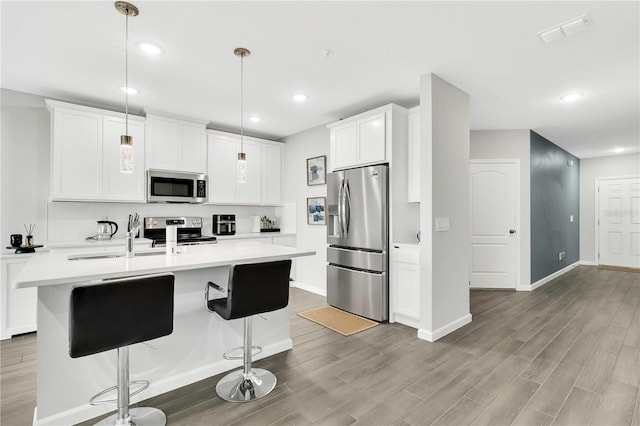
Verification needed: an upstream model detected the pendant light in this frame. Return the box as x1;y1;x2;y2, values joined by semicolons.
235;47;250;183
115;1;138;174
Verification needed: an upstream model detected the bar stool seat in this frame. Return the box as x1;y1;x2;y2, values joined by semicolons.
69;273;174;426
206;260;291;403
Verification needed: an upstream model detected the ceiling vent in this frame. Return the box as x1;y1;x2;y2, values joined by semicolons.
537;14;592;43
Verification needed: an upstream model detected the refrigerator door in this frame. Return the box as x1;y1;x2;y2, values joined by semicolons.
327;264;388;321
327;165;388;250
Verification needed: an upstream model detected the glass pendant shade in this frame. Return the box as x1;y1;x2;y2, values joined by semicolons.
237;152;247;183
120;135;134;173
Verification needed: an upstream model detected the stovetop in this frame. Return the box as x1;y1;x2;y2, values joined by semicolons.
144;216;217;246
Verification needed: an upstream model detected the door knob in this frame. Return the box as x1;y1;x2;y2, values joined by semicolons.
509;229;516;234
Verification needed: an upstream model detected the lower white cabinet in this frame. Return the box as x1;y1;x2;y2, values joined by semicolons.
1;256;37;340
390;244;420;328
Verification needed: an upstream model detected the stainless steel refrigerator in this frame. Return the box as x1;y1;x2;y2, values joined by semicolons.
326;164;388;321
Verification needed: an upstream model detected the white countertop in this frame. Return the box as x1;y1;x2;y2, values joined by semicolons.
14;241;314;289
46;237;154;249
214;232;295;241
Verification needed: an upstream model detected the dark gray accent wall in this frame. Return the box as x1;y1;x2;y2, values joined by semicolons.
530;131;580;283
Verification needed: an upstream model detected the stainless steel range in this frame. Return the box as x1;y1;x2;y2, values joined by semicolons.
143;216;217;247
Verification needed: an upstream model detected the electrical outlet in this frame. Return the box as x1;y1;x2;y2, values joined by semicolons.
559;251;566;260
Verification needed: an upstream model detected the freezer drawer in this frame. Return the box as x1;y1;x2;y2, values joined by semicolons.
327;246;386;272
327;264;388;322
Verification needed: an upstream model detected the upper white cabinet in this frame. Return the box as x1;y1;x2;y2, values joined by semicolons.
407;106;421;202
47;100;145;202
207;130;283;206
328;104;407;171
145;113;207;173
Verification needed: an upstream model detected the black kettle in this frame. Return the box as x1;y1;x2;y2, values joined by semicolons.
96;220;118;240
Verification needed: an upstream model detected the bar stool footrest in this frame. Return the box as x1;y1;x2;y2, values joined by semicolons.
89;380;150;406
222;345;262;360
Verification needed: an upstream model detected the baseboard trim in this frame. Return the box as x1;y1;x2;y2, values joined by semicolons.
417;313;472;342
579;260;598;266
292;281;326;297
518;261;579;292
36;339;293;425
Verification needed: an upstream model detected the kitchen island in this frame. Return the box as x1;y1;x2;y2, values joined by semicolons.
14;241;315;426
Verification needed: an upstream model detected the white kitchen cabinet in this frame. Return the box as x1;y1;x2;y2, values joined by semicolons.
47;100;146;202
328;106;394;171
1;255;37;340
407;106;421;202
262;143;284;205
390;244;420;328
102;116;146;201
207;130;283;206
146;113;207;173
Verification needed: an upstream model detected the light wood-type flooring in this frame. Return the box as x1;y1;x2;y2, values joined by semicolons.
2;265;639;425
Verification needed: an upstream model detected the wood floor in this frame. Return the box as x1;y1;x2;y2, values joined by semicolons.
2;265;639;425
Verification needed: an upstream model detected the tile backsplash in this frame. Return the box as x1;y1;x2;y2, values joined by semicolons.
47;202;279;242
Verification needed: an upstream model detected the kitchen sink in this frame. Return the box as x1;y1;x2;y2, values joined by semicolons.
67;251;165;261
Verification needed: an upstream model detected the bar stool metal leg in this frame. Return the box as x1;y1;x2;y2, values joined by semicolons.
95;347;167;426
215;317;277;403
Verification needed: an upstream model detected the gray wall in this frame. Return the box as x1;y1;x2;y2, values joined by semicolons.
280;124;329;295
530;130;580;283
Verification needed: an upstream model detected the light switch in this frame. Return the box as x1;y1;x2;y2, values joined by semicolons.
435;217;450;232
570;215;574;222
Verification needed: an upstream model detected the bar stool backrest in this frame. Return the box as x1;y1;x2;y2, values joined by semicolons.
222;260;292;320
69;273;175;358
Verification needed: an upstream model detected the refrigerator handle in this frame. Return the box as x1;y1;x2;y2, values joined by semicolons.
338;178;345;238
344;179;351;237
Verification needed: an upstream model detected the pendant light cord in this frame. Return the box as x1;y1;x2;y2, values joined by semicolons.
240;52;244;153
125;10;129;137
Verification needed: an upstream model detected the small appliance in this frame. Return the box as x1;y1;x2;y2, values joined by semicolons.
96;220;119;240
147;169;207;203
213;214;236;236
143;217;217;247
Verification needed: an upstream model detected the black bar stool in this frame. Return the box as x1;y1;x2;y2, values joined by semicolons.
69;273;175;426
205;260;292;402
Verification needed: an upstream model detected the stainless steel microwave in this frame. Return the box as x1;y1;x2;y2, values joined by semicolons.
147;169;208;203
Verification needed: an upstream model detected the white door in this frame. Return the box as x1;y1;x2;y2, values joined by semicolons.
470;161;518;289
598;177;640;268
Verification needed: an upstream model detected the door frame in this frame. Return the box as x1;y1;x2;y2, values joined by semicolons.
469;159;521;290
594;175;640;266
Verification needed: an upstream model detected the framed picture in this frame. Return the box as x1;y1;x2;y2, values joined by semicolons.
307;155;326;186
307;197;326;225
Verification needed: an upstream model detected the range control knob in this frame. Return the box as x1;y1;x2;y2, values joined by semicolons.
152;220;157;225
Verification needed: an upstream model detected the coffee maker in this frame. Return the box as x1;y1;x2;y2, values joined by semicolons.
212;214;236;235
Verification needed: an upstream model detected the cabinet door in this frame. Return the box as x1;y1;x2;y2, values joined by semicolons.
331;123;357;170
180;121;207;173
146;115;180;170
358;113;386;165
102;117;145;201
236;140;262;204
207;134;237;203
51;108;102;199
1;258;37;339
407;109;421;202
262;143;283;205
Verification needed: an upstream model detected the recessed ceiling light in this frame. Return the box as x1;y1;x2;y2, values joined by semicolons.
560;92;583;102
613;147;625;153
248;115;261;123
291;93;308;102
120;86;138;95
137;42;164;56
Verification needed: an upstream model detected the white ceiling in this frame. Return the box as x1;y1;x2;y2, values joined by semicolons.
2;1;638;159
